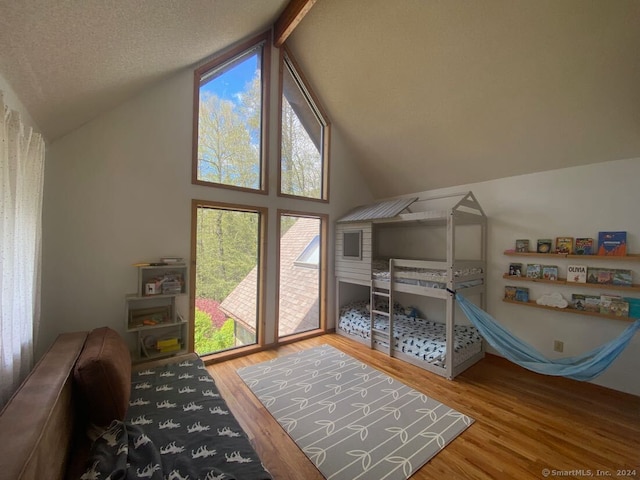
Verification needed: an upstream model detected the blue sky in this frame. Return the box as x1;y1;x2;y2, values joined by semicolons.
201;54;258;102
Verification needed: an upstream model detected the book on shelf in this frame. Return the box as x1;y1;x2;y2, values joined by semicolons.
587;268;614;285
515;287;529;302
609;301;629;317
504;286;517;300
584;295;601;312
624;297;640;317
508;263;523;276
555;237;574;254
574;238;594;255
597;231;627;256
542;265;558;281
515;239;530;252
612;269;632;286
536;239;553;254
599;295;628;317
571;294;586;310
526;264;541;279
566;265;587;283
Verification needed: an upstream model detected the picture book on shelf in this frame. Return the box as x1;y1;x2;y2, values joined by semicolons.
555;237;573;254
612;269;632;286
597;231;627;256
599;295;628;317
597;269;615;284
599;295;617;315
587;268;614;285
609;301;629;317
526;264;541;279
571;294;585;310
584;295;601;312
566;264;587;283
542;265;558;281
509;263;523;276
574;238;594;255
515;287;529;303
536;239;553;253
515;239;530;252
504;286;517;300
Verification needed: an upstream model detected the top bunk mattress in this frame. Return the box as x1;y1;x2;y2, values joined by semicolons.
372;259;483;289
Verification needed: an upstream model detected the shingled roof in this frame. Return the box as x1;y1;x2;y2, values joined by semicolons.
220;217;320;337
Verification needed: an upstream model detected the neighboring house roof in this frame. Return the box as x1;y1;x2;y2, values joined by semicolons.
219;268;258;333
276;218;319;336
220;217;319;336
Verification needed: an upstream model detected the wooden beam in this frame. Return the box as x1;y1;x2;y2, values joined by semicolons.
274;0;317;48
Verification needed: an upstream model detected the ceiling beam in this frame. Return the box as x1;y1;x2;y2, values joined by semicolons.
274;0;317;47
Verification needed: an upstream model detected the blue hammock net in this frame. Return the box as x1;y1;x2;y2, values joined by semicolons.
454;293;640;381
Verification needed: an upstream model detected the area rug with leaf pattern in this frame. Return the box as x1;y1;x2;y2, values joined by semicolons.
237;344;474;480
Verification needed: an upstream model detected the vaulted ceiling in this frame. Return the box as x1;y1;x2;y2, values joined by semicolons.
0;0;289;141
1;0;639;197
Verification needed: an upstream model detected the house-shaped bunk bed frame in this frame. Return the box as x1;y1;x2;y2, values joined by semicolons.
335;191;487;379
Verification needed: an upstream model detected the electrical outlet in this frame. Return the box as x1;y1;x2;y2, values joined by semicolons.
553;340;564;352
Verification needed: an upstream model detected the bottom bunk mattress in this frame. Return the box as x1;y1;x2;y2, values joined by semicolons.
338;301;482;368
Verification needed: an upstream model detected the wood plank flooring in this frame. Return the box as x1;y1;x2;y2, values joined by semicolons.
206;334;640;480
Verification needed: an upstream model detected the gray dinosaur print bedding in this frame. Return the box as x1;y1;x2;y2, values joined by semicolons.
81;357;272;480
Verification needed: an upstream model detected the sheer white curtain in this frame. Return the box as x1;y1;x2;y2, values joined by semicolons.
0;92;45;406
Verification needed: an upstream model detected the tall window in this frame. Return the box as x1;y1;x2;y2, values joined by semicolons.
279;48;329;201
277;212;327;339
193;32;270;192
192;201;266;356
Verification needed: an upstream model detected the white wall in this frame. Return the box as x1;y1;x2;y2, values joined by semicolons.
390;158;640;395
40;53;373;357
37;49;639;395
0;73;40;135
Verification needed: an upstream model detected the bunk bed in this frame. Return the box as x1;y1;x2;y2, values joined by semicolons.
335;191;487;379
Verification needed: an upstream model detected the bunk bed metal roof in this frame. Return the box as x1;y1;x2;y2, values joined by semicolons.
337;191;485;225
336;197;418;223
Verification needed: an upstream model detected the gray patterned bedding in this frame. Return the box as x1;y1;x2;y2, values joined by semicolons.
372;259;483;289
81;357;272;480
338;301;482;368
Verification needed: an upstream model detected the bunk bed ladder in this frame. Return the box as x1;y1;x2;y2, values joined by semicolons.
370;259;394;356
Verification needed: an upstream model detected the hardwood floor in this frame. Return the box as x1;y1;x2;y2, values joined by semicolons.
206;334;640;480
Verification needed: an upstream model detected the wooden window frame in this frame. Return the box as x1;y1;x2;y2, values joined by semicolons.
190;199;268;361
277;45;330;203
275;209;328;341
192;31;271;194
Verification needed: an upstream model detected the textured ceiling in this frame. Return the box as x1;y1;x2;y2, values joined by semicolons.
0;0;288;141
286;0;640;196
0;0;638;197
